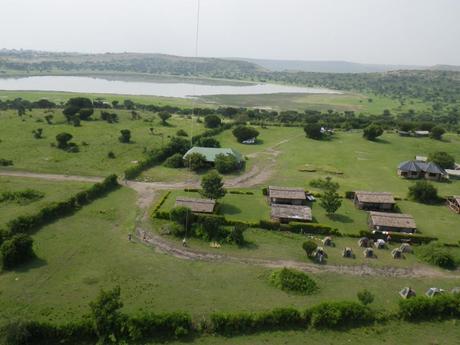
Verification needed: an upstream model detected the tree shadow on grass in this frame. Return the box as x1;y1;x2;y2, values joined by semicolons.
9;256;47;273
238;240;259;250
373;138;390;144
326;213;353;223
219;203;242;216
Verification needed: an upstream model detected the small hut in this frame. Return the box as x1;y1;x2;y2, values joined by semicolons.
342;247;354;258
446;196;460;214
354;191;396;211
313;247;327;263
270;204;312;223
426;287;445;298
391;248;403;259
368;211;417;233
363;247;375;258
374;239;386;249
399;287;416;299
358;237;369;248
322;236;334;247
268;186;307;205
399;243;412;253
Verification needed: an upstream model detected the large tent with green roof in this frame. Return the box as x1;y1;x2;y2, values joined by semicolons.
183;147;243;164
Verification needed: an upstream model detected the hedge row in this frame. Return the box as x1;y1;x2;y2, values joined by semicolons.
359;230;438;244
191;123;232;144
1;175;119;243
399;294;460;321
151;191;171;214
209;301;374;336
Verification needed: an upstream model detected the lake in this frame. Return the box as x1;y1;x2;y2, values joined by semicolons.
0;75;341;98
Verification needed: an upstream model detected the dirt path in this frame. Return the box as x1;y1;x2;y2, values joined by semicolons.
0;170;103;183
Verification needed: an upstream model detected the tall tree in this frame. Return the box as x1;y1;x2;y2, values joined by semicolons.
201;171;226;200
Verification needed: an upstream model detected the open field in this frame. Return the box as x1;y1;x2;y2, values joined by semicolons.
0;176;90;227
1;185;459;330
0;109;206;176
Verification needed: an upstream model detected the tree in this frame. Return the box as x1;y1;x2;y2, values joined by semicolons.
302;240;317;257
215;153;240;174
430;126;445;140
227;224;246;246
185;152;208;171
0;234;35;269
204;115;222;128
55;132;73;149
32;128;43;139
196;137;220;148
164;153;184;168
309;176;339;192
123;99;135;110
363;124;383;141
89;286;124;344
63;97;94;121
408;181;439;204
78;108;94;121
319;190;342;214
428;151;455;169
304;123;323;140
119;129;131;143
201;171;226;200
176;129;188;137
170;206;194;231
232;126;259;143
357;289;374;305
158;112;172;125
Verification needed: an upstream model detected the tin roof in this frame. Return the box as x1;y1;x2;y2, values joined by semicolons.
183;147;243;163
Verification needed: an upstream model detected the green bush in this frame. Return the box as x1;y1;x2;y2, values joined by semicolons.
0;234;35;270
357;289;375;305
408;181;439;204
259;220;280;230
215;153;240;174
0;189;44;205
309;301;374;329
0;158;13;166
399;295;460;321
416;242;457;269
127;312;192;341
302;240;317;257
289;222;340;236
164;153;184;168
270;268;318;295
345;191;355;199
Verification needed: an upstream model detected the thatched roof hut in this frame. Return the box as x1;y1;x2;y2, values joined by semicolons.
175;197;216;213
268;186;306;205
322;236;333;246
354;191;395;211
271;204;312;223
369;211;417;233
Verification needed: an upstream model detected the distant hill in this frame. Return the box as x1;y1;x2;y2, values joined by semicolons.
233;58;425;73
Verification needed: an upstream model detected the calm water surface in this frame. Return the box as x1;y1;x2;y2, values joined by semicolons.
0;76;341;98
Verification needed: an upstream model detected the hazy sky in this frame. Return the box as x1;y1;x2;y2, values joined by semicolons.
2;0;460;65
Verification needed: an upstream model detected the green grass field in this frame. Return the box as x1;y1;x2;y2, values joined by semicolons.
0;176;90;227
0;109;206;176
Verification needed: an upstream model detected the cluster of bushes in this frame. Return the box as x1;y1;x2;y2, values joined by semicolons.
269;268;318;295
258;220;341;236
0;189;44;205
100;111;118;123
399;294;460;321
0;158;13;166
55;132;79;153
415;242;457;269
228;190;254;195
209;301;374;336
0;175;119;270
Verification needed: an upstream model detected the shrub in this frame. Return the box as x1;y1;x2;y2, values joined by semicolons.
0;189;44;205
0;158;13;166
55;132;73;149
232;126;259;143
107;151;116;159
0;234;35;270
184;152;208;171
204;115;222;128
227;224;246;246
119;129;131;143
430;126;445;140
357;289;375;305
363;124;383;140
399;295;460;321
170;207;194;231
262;187;268;196
309;177;339;192
201;171;226;200
408;181;439;204
416;242;457;269
303;123;323;140
302;240;317;257
270;268;318;295
309;301;374;329
195;137;220;148
164;153;184;168
259;220;280;230
345;191;355;199
428;151;455;169
176;129;188;137
215;153;240;174
127;312;192;341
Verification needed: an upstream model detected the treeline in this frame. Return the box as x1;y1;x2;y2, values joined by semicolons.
0;175;119;270
3;285;460;345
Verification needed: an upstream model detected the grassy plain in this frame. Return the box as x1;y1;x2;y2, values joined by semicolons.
0;109;206;176
0;176;90;227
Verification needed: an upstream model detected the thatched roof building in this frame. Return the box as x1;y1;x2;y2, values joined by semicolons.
268;186;306;205
175;197;216;213
354;191;395;211
270;204;312;223
368;211;417;233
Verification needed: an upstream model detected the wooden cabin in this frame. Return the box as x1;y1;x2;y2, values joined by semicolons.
368;211;417;233
447;196;460;214
268;186;306;205
175;197;216;214
271;204;312;223
354;191;395;211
